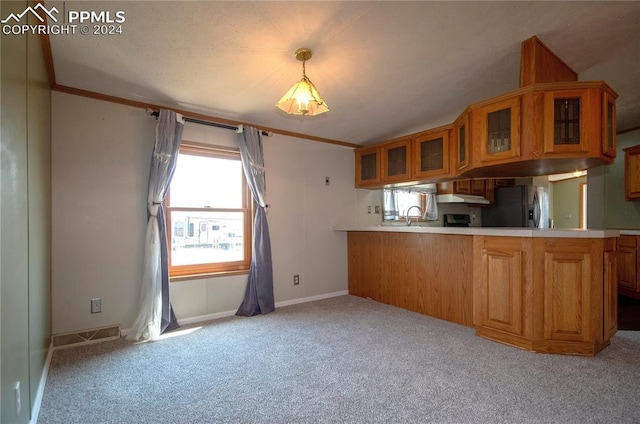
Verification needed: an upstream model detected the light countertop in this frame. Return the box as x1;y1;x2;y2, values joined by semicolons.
334;224;619;238
617;229;640;236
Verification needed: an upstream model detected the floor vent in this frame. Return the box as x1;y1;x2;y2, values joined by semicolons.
52;325;121;349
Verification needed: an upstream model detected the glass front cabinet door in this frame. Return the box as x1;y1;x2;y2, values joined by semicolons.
543;89;591;154
412;128;451;179
477;96;521;163
454;110;470;171
382;137;412;183
355;146;382;187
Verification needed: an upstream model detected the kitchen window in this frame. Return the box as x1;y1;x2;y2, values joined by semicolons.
165;143;252;279
382;188;438;222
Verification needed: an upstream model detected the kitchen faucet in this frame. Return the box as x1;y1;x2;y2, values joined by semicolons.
406;205;423;226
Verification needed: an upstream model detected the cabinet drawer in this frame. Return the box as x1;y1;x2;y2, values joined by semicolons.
618;235;637;248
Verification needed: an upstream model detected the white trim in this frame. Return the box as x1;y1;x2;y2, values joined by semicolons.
121;290;349;334
274;290;348;308
29;342;54;424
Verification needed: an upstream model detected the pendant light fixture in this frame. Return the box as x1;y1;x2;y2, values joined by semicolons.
276;48;329;116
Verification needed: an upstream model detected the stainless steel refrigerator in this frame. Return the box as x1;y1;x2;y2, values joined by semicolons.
481;185;547;227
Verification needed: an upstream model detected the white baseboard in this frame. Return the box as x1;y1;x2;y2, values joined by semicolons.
274;290;349;308
121;290;349;335
29;342;53;424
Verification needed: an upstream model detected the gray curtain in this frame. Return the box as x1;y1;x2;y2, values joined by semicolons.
128;109;183;341
236;126;275;316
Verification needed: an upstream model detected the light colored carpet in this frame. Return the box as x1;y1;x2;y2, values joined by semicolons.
38;295;640;423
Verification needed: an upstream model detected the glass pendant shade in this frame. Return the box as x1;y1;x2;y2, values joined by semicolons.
276;77;329;116
276;48;329;116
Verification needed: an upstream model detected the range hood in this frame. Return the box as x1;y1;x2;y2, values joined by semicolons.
436;194;490;204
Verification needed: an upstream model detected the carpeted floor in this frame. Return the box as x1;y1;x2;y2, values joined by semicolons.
38;295;640;424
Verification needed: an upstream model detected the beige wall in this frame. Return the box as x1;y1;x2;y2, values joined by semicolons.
604;130;640;229
551;176;586;229
52;92;362;334
1;1;52;421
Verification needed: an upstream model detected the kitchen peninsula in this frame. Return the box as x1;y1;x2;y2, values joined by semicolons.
336;225;618;356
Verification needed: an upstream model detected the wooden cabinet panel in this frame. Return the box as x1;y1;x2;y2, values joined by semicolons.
476;96;521;163
478;241;525;336
355;146;381;187
623;145;640;200
382;138;412;183
602;91;617;158
542;250;591;342
542;88;599;155
347;232;383;299
412;128;451;179
454;110;471;171
617;235;639;297
618;247;637;290
603;250;618;340
347;232;473;326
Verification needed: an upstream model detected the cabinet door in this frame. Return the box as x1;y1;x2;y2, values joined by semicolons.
478;96;521;162
543;89;592;154
603;249;618;340
476;237;528;337
542;249;591;342
618;235;638;291
602;91;616;158
470;179;485;196
454;179;471;194
355;146;381;187
623;145;640;200
382;138;411;183
412;129;450;179
454;110;470;170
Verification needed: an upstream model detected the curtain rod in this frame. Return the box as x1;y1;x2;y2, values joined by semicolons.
148;110;271;136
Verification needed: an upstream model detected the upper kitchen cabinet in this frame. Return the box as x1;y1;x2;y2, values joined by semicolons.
454;109;471;171
412;126;452;180
473;95;521;164
624;144;640;201
603;90;617;158
539;83;618;159
355;146;382;188
382;137;412;183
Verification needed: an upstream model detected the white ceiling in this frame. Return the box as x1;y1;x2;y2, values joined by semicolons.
46;1;640;145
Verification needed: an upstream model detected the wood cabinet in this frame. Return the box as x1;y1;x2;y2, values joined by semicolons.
542;89;592;154
474;96;522;163
412;127;451;179
474;236;617;356
454;109;471;171
474;237;533;348
349;231;617;356
624;145;640;200
530;238;617;355
618;234;639;299
347;232;473;326
603;91;617;158
352;35;618;189
382;137;412;183
354;146;381;187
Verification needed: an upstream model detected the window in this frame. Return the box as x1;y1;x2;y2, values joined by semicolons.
165;142;252;279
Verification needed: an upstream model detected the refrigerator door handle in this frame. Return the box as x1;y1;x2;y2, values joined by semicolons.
532;191;541;228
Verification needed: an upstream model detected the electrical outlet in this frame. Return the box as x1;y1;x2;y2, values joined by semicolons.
91;298;102;314
325;176;330;186
367;206;372;214
293;274;300;285
374;205;381;214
